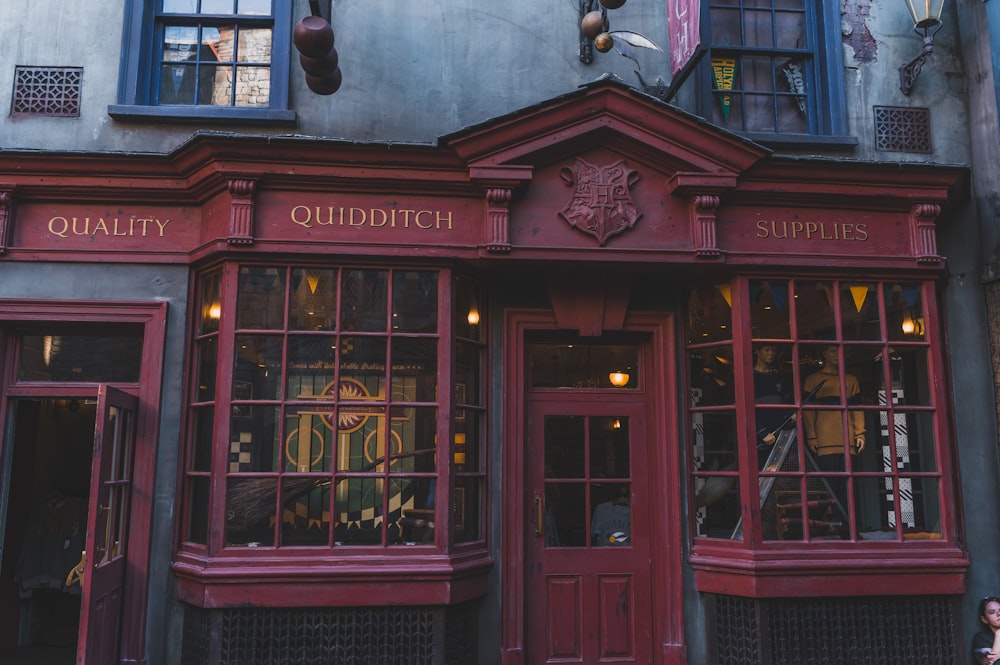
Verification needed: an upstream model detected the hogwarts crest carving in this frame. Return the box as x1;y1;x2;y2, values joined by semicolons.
559;158;641;245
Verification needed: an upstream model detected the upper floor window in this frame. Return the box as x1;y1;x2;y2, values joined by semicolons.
110;0;295;123
688;278;953;547
697;0;849;142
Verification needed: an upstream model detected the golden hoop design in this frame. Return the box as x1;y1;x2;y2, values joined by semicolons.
284;427;325;469
363;428;403;468
318;377;373;433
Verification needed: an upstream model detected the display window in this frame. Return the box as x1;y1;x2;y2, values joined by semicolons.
687;276;962;592
180;263;485;558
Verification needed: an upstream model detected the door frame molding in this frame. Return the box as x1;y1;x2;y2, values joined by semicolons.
500;309;686;665
0;299;167;665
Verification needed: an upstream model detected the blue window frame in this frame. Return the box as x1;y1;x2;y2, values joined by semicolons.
697;0;851;144
110;0;295;124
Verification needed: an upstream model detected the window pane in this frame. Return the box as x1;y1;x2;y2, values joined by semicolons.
776;89;808;133
456;341;481;405
775;9;806;48
18;333;143;383
341;269;388;331
196;337;217;401
237;266;286;329
795;280;836;340
391;406;437;473
454;476;481;543
230;405;279;472
283;406;333;473
201;0;236;13
238;0;271;15
289;268;337;331
751;279;791;339
454;410;481;473
334;477;383;546
887;283;926;341
163;0;198;14
840;282;880;340
400;477;436;545
235;334;283;401
392;270;438;333
545;415;585;479
391;338;437;403
199;270;222;334
186;476;210;544
455;275;483;340
695;476;741;539
226;477;277;546
281;481;329;546
590;416;629;479
692;411;739;473
687;284;733;343
191;406;214;472
529;342;639;389
591;482;631;546
689;346;735;407
743;9;775;48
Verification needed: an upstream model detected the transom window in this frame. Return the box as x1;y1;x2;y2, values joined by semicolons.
183;264;485;552
688;278;947;545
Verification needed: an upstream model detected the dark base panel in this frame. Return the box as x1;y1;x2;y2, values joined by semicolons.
181;603;478;665
709;594;959;665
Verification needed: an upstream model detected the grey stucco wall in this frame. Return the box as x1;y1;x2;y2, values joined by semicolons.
0;0;973;167
0;262;189;665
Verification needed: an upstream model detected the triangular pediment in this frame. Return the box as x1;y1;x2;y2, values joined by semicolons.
443;77;769;190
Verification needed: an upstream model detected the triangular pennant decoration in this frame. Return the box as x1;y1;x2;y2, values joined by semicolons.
849;285;869;313
711;57;737;122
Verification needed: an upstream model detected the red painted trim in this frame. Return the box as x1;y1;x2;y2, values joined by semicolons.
0;299;166;665
501;309;684;664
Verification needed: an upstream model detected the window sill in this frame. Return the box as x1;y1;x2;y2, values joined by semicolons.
172;548;494;608
108;104;297;126
689;541;968;597
738;131;860;150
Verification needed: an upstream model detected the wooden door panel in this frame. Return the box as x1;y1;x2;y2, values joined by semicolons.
547;576;583;659
598;574;634;658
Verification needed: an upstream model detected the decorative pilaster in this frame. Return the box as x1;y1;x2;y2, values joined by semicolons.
692;194;722;258
911;203;943;264
0;188;15;255
486;187;513;254
228;179;257;245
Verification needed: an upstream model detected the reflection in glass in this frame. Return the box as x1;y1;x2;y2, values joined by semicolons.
750;279;791;339
341;269;388;332
230;405;279;472
237;266;285;330
689;347;735;407
199;269;222;334
454;476;481;543
289;268;337;331
455;341;482;405
544;416;585;479
196;337;218;401
191;406;214;472
235;334;283;400
687;284;733;344
391;338;437;403
544;482;585;547
795;281;835;341
392;271;438;333
186;476;210;544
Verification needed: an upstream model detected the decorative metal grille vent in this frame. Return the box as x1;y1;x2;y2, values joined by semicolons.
874;106;931;153
182;604;478;665
713;594;957;665
11;66;82;117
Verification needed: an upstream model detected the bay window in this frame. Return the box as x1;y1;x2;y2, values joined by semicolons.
180;262;486;570
687;277;964;593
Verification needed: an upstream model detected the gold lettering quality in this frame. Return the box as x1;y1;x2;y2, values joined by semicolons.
48;215;171;239
289;205;455;231
754;220;869;241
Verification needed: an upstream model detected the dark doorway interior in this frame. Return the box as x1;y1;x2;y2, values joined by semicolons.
0;398;95;665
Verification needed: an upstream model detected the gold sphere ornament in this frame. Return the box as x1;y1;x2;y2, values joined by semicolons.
594;32;614;53
600;0;626;8
580;10;607;39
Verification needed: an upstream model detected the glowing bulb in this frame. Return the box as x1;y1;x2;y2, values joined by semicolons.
609;371;630;387
467;308;480;325
208;303;221;320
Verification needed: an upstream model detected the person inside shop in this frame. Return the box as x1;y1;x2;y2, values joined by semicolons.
753;344;794;468
802;345;866;513
972;596;1000;664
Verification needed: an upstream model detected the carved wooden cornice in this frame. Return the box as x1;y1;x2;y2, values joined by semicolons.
691;194;722;259
911;203;942;264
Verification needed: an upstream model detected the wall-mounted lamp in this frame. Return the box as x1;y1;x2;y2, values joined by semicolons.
609;370;630;387
899;0;945;95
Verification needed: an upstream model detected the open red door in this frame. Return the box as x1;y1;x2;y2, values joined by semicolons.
77;385;138;665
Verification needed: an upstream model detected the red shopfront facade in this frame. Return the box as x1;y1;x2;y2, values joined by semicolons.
0;80;969;665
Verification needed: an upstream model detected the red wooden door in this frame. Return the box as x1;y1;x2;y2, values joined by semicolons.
77;385;138;665
524;395;653;664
